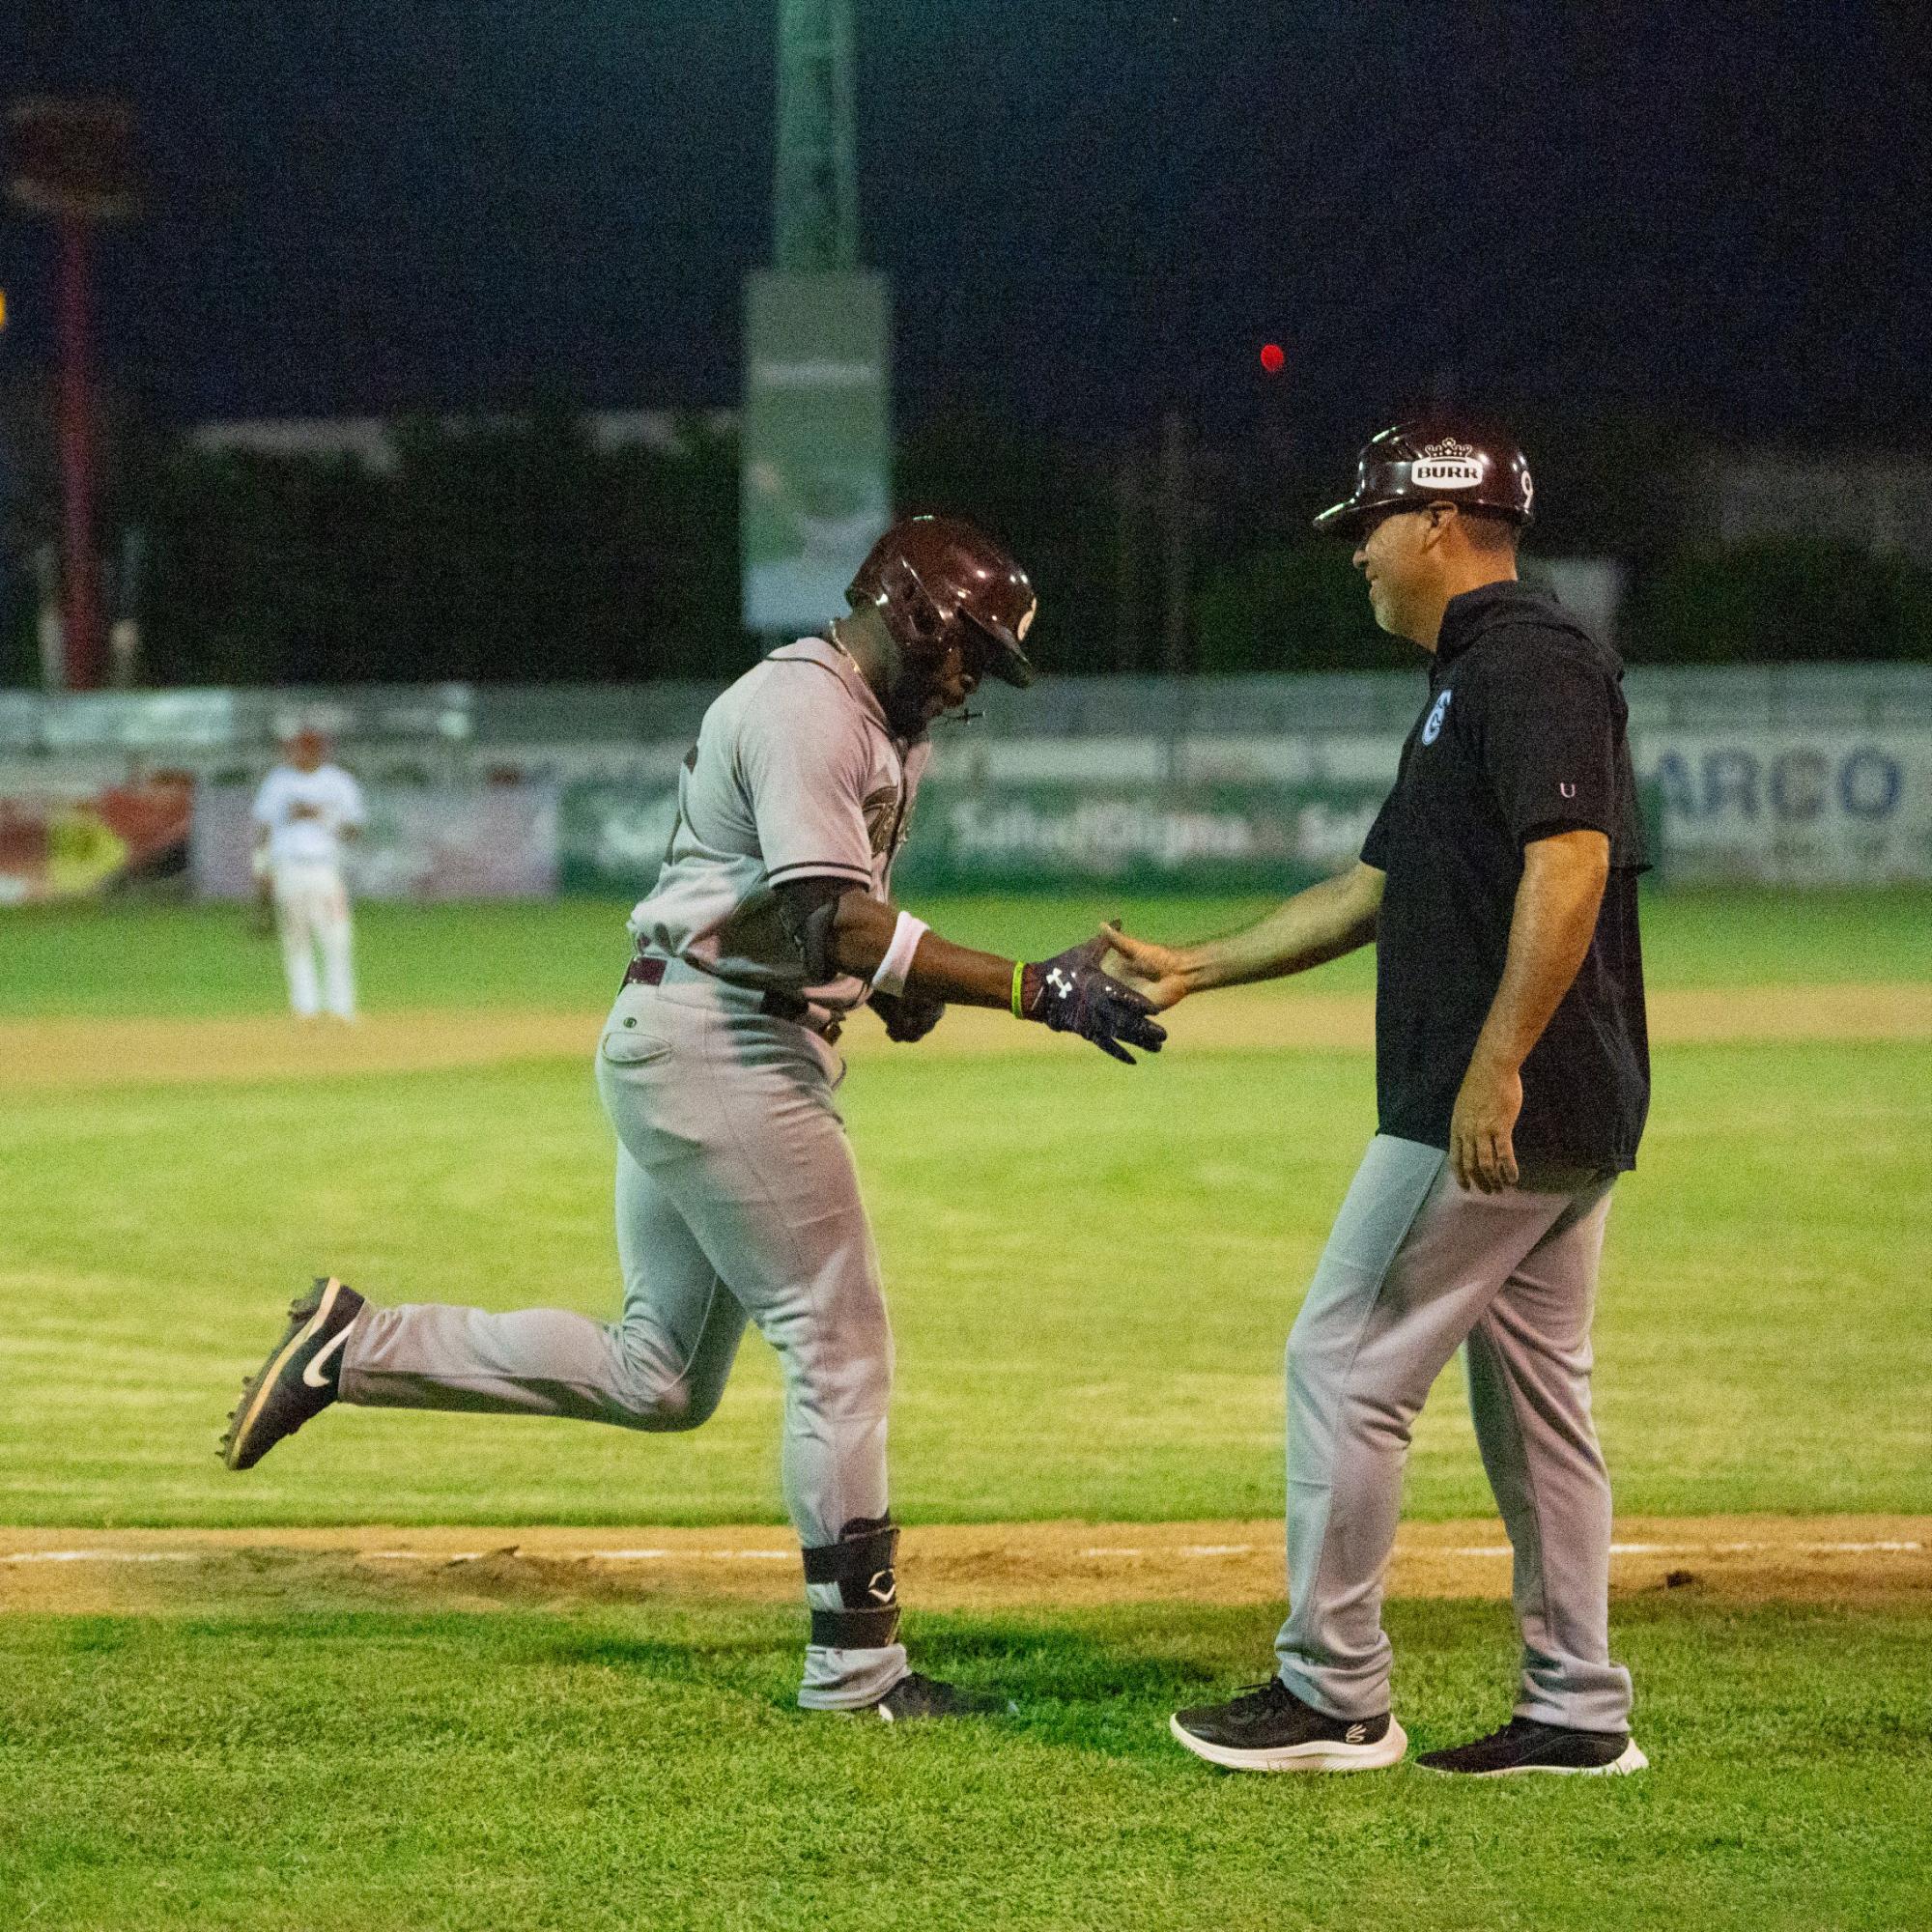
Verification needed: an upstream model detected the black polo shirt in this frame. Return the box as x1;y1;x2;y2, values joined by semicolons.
1361;581;1651;1171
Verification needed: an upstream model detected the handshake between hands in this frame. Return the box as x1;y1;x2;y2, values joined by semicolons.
869;921;1189;1065
1016;921;1192;1065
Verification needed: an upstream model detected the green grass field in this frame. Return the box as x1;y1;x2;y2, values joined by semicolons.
3;890;1928;1930
3;1037;1928;1528
3;884;1928;1016
4;1598;1927;1932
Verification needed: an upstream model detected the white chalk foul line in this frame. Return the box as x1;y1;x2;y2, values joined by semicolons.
1437;1546;1917;1561
359;1548;795;1565
3;1539;1923;1568
2;1550;200;1565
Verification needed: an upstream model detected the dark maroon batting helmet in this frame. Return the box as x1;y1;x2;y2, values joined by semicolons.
847;515;1038;688
1314;419;1535;538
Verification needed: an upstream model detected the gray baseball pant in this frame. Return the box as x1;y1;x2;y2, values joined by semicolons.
1275;1134;1633;1732
338;978;905;1710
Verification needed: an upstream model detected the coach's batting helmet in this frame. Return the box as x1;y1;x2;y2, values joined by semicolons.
847;515;1038;688
1313;419;1535;538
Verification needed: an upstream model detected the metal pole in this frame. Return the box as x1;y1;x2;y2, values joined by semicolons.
1161;408;1188;677
774;0;858;271
1116;451;1142;672
55;215;105;692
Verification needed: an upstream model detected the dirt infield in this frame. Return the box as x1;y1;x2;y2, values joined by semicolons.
5;981;1930;1090
3;1515;1924;1616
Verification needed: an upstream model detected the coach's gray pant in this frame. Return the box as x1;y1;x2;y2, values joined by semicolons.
338;977;904;1711
1275;1134;1633;1733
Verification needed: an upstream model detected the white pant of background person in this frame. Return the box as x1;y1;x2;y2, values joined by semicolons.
271;859;355;1020
337;973;903;1710
1276;1134;1634;1733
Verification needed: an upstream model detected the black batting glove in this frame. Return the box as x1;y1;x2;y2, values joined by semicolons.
870;989;946;1043
1016;938;1168;1065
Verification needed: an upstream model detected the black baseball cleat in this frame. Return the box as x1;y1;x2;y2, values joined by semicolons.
219;1276;366;1471
1170;1676;1407;1772
1416;1716;1648;1776
854;1672;1007;1722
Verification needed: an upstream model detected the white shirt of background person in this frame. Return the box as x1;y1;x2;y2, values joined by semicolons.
250;729;366;1022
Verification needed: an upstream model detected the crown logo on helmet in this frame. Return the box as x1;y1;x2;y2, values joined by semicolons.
1419;436;1478;461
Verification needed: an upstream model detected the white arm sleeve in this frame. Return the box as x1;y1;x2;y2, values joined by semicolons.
868;912;928;999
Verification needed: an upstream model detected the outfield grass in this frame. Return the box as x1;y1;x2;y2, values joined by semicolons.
2;1594;1926;1932
2;1034;1925;1526
2;885;1927;1017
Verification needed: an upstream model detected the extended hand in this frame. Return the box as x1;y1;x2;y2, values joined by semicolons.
1097;922;1191;1010
1020;938;1167;1065
1450;1058;1522;1193
870;989;946;1043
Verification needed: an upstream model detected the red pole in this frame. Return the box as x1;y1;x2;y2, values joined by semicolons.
55;213;104;692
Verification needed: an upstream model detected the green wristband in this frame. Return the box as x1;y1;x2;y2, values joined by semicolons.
1010;959;1026;1019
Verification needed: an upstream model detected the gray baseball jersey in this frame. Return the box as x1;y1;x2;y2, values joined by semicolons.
628;637;930;1009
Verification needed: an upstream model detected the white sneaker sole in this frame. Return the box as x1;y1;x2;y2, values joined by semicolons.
1170;1713;1408;1773
1419;1739;1649;1777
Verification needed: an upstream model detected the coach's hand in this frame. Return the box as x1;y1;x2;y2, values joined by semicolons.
1097;922;1191;1010
1019;938;1167;1065
870;989;946;1043
1450;1056;1521;1193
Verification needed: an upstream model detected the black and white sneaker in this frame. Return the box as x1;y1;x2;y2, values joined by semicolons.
1170;1676;1406;1772
219;1276;365;1471
1416;1717;1648;1776
855;1673;1006;1722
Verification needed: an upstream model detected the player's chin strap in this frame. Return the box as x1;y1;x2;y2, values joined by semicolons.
828;616;986;729
801;1516;901;1651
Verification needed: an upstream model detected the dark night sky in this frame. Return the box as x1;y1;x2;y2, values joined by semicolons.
3;1;1927;459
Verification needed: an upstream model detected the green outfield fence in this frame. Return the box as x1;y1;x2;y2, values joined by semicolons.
2;667;1928;895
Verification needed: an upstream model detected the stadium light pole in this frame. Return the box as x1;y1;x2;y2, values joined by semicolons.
773;0;858;272
744;2;887;648
6;98;138;693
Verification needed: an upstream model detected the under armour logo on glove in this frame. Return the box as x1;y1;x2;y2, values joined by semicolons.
1020;939;1167;1065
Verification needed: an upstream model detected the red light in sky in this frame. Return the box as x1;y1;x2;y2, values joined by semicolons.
1259;342;1285;374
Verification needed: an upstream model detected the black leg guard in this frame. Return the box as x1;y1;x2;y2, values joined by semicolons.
802;1516;901;1650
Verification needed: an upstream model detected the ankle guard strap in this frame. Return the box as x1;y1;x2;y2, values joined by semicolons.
802;1517;901;1651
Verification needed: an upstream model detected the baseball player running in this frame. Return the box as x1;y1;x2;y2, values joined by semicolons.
1110;420;1652;1776
220;516;1165;1721
251;727;365;1022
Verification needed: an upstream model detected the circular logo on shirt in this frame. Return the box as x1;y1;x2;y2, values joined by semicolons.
1421;689;1453;746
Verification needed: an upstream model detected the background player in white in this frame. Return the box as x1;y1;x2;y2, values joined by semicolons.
251;727;365;1023
219;517;1166;1722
